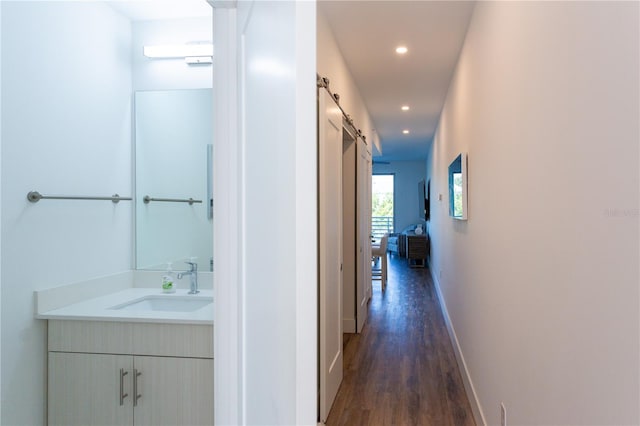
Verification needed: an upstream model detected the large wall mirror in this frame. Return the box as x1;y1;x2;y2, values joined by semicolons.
135;89;213;271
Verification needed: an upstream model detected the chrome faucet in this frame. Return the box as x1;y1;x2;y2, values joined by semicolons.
177;261;199;294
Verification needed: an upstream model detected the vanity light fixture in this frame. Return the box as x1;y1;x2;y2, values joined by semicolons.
395;46;408;54
401;105;410;111
143;43;213;64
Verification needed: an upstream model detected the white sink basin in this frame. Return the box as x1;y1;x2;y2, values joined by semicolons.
110;296;213;312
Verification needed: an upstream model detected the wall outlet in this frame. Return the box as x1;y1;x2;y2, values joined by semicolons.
500;403;507;426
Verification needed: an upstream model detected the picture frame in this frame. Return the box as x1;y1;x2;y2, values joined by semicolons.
448;153;468;220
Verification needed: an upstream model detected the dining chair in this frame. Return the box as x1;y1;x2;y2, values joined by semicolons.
371;233;388;291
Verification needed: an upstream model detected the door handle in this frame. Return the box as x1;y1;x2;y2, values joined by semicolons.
119;369;128;406
133;369;142;407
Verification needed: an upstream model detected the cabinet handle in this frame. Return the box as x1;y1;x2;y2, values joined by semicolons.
133;369;142;407
119;369;129;406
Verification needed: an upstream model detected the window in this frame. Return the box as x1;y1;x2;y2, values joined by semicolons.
372;174;394;237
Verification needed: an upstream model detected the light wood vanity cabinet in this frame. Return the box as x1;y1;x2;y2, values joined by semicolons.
49;352;132;426
47;320;214;426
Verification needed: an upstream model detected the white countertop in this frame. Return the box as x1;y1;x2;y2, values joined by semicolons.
36;288;213;325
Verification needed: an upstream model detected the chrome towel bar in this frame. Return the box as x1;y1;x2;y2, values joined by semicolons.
27;191;131;203
143;195;202;205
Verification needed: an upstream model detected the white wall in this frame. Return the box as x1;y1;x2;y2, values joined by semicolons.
427;2;639;424
241;0;300;419
132;17;212;91
0;3;3;420
1;3;132;424
373;160;426;233
317;11;380;153
235;1;317;424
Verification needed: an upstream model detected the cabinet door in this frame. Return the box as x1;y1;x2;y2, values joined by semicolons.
49;352;133;426
133;356;213;426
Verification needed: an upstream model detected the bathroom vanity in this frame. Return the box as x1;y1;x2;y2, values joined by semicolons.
36;279;213;426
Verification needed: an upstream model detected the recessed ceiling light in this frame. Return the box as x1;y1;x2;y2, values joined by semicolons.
395;46;408;55
401;105;410;111
402;129;410;134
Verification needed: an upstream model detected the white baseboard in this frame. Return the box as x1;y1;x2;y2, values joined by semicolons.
428;261;487;426
343;318;356;333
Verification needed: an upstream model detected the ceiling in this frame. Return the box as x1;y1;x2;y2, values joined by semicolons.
319;1;476;161
108;0;211;21
107;0;472;162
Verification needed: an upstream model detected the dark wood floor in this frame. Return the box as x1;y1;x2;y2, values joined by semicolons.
325;254;476;426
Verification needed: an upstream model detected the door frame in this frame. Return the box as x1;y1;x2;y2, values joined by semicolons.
211;4;241;425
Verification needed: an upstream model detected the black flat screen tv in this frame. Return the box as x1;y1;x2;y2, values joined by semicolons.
418;180;426;221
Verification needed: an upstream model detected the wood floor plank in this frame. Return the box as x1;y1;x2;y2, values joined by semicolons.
325;255;476;426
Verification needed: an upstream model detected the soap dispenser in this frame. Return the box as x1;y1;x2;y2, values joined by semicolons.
162;262;176;293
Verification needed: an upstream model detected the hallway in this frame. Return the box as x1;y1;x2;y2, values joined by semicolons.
326;255;476;426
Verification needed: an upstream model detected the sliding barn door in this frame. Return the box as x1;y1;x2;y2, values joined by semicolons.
356;138;372;332
318;89;343;422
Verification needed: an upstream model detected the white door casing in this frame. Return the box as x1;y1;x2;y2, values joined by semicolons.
211;4;242;426
356;138;372;332
366;146;372;301
341;128;357;334
318;88;344;422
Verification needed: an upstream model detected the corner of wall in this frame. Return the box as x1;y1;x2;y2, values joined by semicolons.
295;2;318;424
372;136;382;157
0;1;3;420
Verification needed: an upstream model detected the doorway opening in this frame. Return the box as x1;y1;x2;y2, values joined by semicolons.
371;174;394;238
